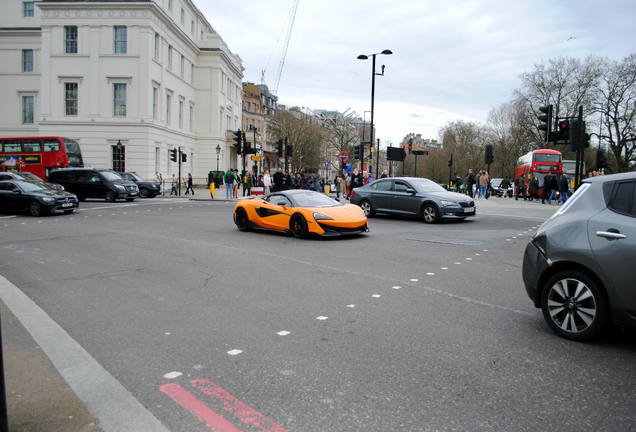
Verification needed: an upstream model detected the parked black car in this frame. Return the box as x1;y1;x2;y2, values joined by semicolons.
48;168;138;202
0;180;79;216
0;171;64;191
522;172;636;341
118;172;162;198
350;177;476;223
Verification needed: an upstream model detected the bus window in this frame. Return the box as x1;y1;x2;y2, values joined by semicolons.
63;138;83;167
44;139;61;152
23;139;42;152
4;140;22;152
534;154;562;163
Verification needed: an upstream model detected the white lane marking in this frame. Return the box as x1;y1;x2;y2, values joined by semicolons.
410;279;418;282
372;294;381;298
426;273;435;275
227;349;243;356
454;262;461;265
466;258;472;261
347;304;356;308
277;331;290;336
164;371;182;379
317;316;328;320
441;267;448;270
392;286;401;289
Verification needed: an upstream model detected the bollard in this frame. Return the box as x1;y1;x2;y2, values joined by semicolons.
210;182;215;198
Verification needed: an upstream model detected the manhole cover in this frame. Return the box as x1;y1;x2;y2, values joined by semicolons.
407;237;486;246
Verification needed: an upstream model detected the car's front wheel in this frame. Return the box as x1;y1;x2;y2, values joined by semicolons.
290;214;308;238
422;204;439;224
541;270;609;342
359;200;374;217
105;190;116;202
29;200;44;216
139;188;149;198
234;208;250;231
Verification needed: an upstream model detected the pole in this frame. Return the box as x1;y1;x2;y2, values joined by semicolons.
414;154;418;178
178;147;181;196
448;153;453;187
370;54;376;180
284;137;289;173
0;309;9;432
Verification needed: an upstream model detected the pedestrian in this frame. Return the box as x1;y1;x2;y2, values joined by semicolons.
244;171;254;196
273;167;284;192
156;172;163;193
557;174;569;204
380;170;388;179
548;173;559;203
263;170;272;195
541;173;551;204
170;174;178;195
346;169;359;199
475;170;482;199
292;172;301;189
479;170;489;199
455;174;463;193
528;176;540;201
366;173;374;184
184;173;195;195
345;172;351;196
233;169;240;198
299;173;308;190
466;169;475;198
224;168;235;199
515;175;527;201
283;171;292;190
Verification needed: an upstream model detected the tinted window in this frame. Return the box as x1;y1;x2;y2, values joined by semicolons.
3;140;21;152
23;139;42;152
79;172;101;183
100;171;124;181
44;139;61;152
51;170;80;181
266;194;292;207
371;181;392;191
0;174;10;181
0;182;14;191
394;181;410;192
610;182;633;215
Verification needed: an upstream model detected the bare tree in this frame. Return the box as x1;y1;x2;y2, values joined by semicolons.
267;108;324;173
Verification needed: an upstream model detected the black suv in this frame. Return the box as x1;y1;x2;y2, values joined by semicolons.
118;172;162;198
48;168;138;202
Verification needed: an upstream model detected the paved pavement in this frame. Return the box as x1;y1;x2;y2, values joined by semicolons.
0;186;558;431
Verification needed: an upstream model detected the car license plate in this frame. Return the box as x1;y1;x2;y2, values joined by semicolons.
62;202;73;208
464;207;474;213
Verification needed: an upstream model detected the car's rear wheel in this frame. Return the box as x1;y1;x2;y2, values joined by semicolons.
29;200;43;216
290;214;308;238
234;208;251;231
541;270;609;342
359;200;374;217
139;188;149;198
422;204;439;224
105;190;116;202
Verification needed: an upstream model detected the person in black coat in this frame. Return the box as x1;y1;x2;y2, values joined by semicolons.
528;176;540;201
541;173;552;204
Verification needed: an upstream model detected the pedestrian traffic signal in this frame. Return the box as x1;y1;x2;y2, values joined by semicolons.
170;148;178;162
568;119;580;152
286;144;293;157
596;149;606;170
557;120;569;143
484;144;494;164
181;153;187;163
353;144;361;160
244;141;252;155
538;105;554;143
408;138;413;154
232;129;242;154
275;138;283;157
448;158;452;168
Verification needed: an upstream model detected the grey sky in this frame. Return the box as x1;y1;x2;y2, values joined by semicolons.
200;0;636;145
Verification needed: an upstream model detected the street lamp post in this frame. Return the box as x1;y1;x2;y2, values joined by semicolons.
358;49;392;180
215;144;221;187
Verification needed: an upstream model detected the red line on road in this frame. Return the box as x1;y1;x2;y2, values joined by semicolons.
191;379;287;432
160;383;242;432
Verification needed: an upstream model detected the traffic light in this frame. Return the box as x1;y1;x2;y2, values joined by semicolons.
358;143;364;160
181;153;187;163
568;119;579;152
275;138;284;157
596;149;606;170
232;129;242;154
448;159;452;167
353;144;361;160
170;148;178;162
244;141;251;155
557;120;570;143
484;144;494;164
286;144;293;157
538;105;554;143
408;138;413;154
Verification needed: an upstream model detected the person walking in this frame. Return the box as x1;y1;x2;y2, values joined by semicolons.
283;171;292;190
455;174;463;193
263;170;272;195
170;174;178;196
233;169;240;198
548;174;559;203
541;173;552;204
474;171;482;199
466;169;475;198
244;172;254;196
224;168;235;199
380;170;388;179
515;175;527;201
557;174;569;204
479;170;489;199
184;173;195;195
272;168;284;192
528;176;540;201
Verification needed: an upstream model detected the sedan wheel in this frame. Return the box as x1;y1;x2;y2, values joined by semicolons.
29;200;43;216
541;270;608;341
234;208;251;231
105;190;116;202
139;188;149;198
422;204;439;224
290;214;308;238
359;200;374;217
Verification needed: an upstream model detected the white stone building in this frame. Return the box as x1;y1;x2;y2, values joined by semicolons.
0;0;244;184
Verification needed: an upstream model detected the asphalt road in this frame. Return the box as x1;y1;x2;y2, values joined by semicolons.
1;197;635;431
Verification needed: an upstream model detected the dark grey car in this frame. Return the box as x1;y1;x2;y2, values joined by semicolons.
522;172;636;341
350;177;475;223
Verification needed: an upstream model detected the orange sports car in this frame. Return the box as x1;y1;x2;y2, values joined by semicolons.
233;190;369;238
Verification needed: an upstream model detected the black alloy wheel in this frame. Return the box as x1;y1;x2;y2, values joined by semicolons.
359;200;374;217
104;190;116;202
29;200;43;216
290;214;308;238
541;269;609;342
235;208;251;231
139;188;149;198
422;204;439;224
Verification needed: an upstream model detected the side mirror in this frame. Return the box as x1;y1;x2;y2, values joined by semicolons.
277;201;287;208
12;188;21;194
405;188;416;194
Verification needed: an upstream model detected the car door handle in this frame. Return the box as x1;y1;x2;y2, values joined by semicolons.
596;230;626;240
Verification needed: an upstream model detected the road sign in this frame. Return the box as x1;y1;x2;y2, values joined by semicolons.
338;151;349;162
251;156;261;161
325;161;329;168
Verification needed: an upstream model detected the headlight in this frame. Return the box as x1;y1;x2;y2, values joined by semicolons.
114;184;126;190
313;213;333;221
42;197;55;203
440;200;459;207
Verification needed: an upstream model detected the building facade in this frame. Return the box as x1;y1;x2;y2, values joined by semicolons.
0;0;244;184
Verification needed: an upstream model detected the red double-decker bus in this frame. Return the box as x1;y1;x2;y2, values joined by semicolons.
0;136;83;180
515;149;562;186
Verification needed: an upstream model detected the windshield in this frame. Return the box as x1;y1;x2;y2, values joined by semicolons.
101;171;124;181
129;173;143;182
14;172;42;181
408;178;446;193
19;181;52;192
291;192;343;208
63;138;84;167
534;153;562;163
